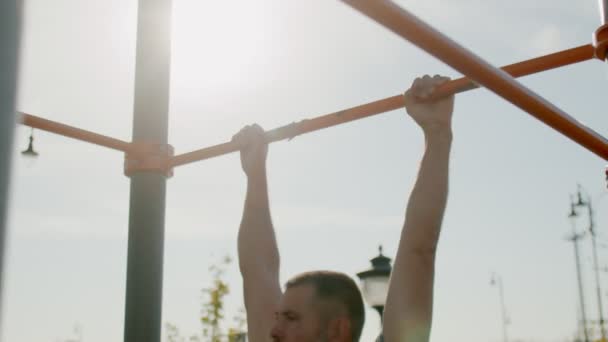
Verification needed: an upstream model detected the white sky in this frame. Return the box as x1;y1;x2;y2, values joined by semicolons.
5;0;608;341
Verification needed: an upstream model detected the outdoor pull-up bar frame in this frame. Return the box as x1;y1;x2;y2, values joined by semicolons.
169;43;600;167
9;1;608;342
20;113;133;153
17;43;604;168
341;0;608;161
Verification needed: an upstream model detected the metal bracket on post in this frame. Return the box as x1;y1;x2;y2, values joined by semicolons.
593;24;608;60
124;143;175;177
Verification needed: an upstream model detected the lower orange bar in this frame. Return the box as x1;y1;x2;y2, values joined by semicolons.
20;113;133;153
170;44;597;167
341;0;608;160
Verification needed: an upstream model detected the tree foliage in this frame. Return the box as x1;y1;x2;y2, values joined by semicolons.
201;256;232;342
166;256;246;342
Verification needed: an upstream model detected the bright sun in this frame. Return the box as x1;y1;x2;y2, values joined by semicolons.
171;1;276;90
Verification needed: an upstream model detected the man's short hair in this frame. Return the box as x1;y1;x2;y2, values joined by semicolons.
285;270;365;342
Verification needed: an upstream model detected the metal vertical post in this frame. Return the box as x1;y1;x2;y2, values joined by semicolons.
569;198;590;342
572;234;590;342
575;185;606;341
595;0;608;66
123;1;172;342
497;278;509;342
586;199;606;340
600;0;608;25
491;274;509;342
0;0;21;324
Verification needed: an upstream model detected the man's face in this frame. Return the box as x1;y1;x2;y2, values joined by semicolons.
270;284;327;342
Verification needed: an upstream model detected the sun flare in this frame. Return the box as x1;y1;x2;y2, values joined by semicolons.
171;1;276;90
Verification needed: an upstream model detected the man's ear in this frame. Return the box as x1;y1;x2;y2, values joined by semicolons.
327;317;352;342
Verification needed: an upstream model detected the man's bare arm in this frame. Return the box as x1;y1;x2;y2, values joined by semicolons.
383;75;454;342
234;125;282;342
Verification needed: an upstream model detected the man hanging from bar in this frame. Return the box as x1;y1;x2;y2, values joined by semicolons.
233;74;454;342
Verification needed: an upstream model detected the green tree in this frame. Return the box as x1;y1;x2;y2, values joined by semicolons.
201;256;232;342
165;256;246;342
165;322;185;342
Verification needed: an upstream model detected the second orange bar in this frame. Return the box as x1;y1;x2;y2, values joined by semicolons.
170;43;597;167
341;0;608;160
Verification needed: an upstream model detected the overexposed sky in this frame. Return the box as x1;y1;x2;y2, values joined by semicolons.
5;1;608;341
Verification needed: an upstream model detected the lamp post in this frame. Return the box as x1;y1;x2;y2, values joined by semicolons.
568;195;590;342
124;1;172;341
21;128;38;158
573;184;607;341
357;246;392;322
490;273;510;342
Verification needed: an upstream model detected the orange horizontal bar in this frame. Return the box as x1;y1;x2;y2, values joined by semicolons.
432;44;595;99
170;44;596;167
341;0;608;160
19;113;133;153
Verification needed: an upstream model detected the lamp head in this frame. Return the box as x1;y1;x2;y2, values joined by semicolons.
21;129;38;158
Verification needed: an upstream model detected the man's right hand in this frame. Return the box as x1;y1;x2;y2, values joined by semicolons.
403;74;454;136
232;124;268;179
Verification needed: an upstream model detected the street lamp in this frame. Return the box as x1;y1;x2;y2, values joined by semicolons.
357;245;392;322
567;195;590;342
573;184;607;341
21;127;38;158
490;273;510;342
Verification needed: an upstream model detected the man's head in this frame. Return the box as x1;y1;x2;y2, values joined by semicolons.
270;271;365;342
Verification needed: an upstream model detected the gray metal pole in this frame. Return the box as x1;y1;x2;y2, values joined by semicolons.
0;0;21;325
575;185;606;341
123;1;172;342
497;277;509;342
491;274;509;342
600;0;608;24
587;199;607;340
570;195;591;342
569;227;590;342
